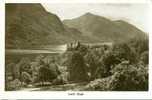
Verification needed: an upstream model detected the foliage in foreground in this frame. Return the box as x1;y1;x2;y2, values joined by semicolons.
67;36;149;91
5;36;149;91
82;62;148;91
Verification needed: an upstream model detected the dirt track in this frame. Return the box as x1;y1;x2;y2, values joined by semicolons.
20;83;87;91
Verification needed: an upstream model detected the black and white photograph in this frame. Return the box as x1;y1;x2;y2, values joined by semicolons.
5;3;149;92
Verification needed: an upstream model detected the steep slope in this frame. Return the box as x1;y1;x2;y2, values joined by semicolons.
63;13;146;42
6;4;84;49
6;4;146;49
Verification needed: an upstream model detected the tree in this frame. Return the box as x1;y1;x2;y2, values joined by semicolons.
140;51;149;65
84;48;104;80
16;57;32;81
112;43;137;64
38;57;61;83
109;62;148;91
67;51;89;82
83;61;148;91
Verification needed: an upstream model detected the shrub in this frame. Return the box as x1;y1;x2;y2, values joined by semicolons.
12;57;31;80
112;43;137;64
82;60;148;91
6;79;22;91
82;78;111;91
21;71;32;84
140;51;149;65
37;56;61;83
128;36;148;54
38;65;57;83
109;62;148;91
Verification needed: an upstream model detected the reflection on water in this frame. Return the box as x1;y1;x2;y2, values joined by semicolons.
5;42;112;54
6;44;67;54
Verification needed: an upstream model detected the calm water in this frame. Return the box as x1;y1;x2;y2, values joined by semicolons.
6;44;67;54
5;43;112;63
6;42;112;54
5;44;67;64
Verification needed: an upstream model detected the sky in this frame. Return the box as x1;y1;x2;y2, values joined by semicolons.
42;3;150;33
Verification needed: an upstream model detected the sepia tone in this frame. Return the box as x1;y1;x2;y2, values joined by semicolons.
5;3;149;91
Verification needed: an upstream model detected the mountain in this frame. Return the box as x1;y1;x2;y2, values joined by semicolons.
6;4;147;49
6;4;86;49
63;13;146;42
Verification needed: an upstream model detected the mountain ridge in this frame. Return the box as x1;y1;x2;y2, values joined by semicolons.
6;4;88;49
63;12;146;42
6;4;147;49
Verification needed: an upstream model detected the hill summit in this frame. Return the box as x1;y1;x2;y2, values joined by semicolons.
63;12;146;42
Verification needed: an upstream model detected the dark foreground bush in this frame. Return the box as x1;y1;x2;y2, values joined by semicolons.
82;62;148;91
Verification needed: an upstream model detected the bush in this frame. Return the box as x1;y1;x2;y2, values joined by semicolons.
21;71;32;84
38;65;57;83
109;62;148;91
128;36;148;54
19;57;31;74
82;78;111;91
112;43;137;64
13;57;31;80
6;79;22;91
140;51;149;65
37;56;61;83
82;60;148;91
101;51;120;77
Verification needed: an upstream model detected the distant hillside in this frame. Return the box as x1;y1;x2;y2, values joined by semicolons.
63;13;146;42
6;4;88;49
6;4;147;49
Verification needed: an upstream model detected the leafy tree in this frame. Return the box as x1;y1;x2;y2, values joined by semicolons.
67;51;89;82
128;36;148;54
83;61;148;91
84;48;104;80
109;62;148;91
112;43;137;64
38;57;61;83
